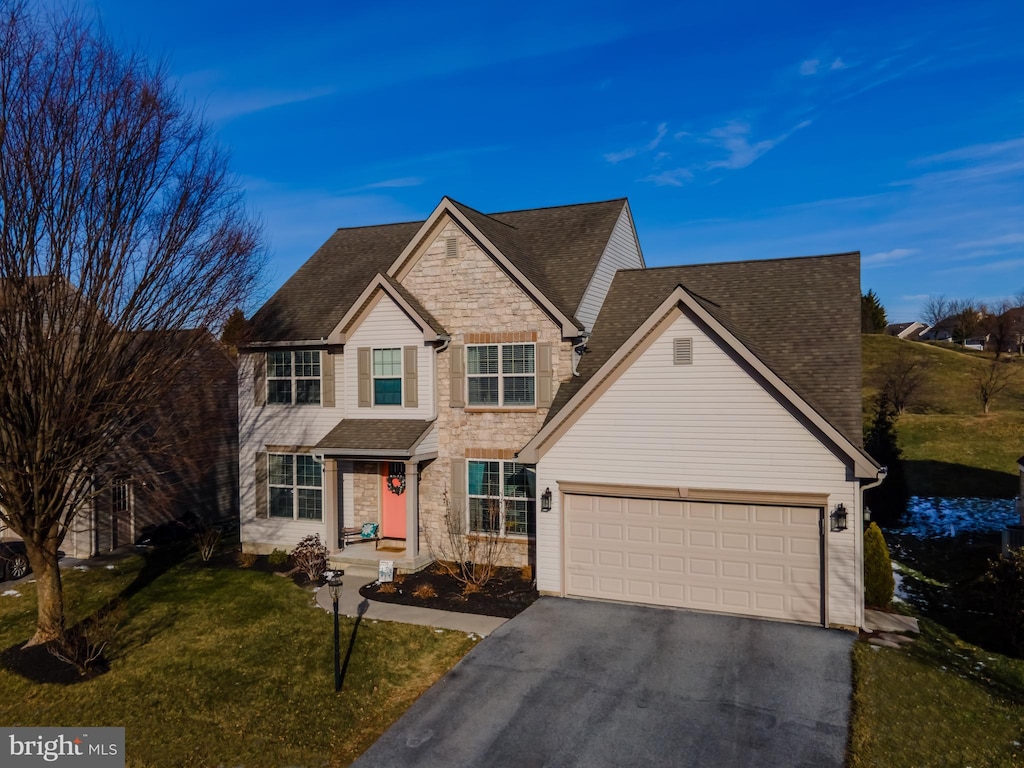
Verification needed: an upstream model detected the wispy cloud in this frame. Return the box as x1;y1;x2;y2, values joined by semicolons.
706;120;811;170
177;69;336;123
863;247;919;266
603;122;668;164
799;59;820;76
955;233;1024;249
917;137;1024;165
830;57;849;70
361;177;425;190
641;168;694;187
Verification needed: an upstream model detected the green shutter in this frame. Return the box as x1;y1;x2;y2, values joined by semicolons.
404;346;418;408
357;347;371;407
537;342;553;408
449;344;465;408
254;451;268;518
253;354;266;406
321;350;335;407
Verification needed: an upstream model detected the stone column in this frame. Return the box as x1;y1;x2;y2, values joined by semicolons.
323;458;339;551
405;461;419;559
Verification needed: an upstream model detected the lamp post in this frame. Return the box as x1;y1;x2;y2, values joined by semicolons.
327;571;344;692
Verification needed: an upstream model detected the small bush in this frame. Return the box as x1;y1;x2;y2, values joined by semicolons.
268;548;289;566
237;551;258;568
412;583;437;599
291;535;328;582
192;520;222;562
377;582;397;594
462;582;481;596
519;564;533;583
48;603;126;676
864;522;895;608
985;549;1024;656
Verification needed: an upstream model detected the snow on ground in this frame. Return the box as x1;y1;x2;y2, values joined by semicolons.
892;562;908;603
889;496;1016;538
2;590;20;597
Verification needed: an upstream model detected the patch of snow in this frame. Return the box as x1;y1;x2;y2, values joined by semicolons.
892;562;908;603
73;565;89;571
105;565;115;570
888;496;1016;538
434;629;444;634
870;645;881;651
2;590;20;597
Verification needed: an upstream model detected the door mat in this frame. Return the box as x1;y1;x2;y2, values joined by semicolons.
377;546;405;553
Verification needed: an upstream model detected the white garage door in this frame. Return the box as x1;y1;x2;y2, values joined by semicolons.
564;494;823;624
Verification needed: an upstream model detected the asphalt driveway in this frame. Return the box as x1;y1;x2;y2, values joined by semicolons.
354;597;854;768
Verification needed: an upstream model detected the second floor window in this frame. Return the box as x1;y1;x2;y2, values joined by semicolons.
268;350;321;405
373;348;402;405
467;343;535;406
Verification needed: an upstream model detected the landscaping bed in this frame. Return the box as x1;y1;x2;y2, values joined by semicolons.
359;563;538;618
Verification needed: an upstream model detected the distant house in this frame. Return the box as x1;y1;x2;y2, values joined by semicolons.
884;321;926;340
238;195;883;629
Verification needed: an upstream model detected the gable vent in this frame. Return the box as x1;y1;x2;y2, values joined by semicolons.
673;338;693;365
445;237;457;258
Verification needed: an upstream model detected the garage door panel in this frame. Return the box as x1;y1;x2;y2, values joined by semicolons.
564;494;822;625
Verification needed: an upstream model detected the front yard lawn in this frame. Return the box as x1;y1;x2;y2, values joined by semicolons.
0;550;478;767
850;617;1024;767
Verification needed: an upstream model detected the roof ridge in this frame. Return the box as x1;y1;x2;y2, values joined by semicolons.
487;197;627;216
447;198;520;232
617;251;860;273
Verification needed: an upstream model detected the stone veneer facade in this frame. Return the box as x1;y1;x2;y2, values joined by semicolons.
351;462;380;529
401;219;576;568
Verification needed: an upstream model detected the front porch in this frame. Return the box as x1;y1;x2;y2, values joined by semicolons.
328;539;433;574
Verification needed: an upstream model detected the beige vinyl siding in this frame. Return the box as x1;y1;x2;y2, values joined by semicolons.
575;205;644;332
238;350;344;549
536;311;862;628
344;296;433;418
416;423;439;455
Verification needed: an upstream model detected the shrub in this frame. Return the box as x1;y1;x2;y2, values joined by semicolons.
48;602;126;676
192;520;222;562
291;535;328;582
377;582;397;594
237;551;258;568
519;564;533;583
268;548;289;566
412;583;437;599
864;522;895;608
425;491;507;588
984;549;1024;656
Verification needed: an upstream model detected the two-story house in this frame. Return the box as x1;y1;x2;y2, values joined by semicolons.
239;196;882;628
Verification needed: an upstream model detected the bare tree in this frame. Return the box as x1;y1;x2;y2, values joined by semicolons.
921;295;949;329
878;345;929;415
976;360;1016;414
0;5;263;645
948;298;980;344
984;299;1018;359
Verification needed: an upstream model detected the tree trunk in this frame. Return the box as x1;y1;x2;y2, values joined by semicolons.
22;538;65;646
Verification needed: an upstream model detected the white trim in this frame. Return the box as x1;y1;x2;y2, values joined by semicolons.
327;274;440;344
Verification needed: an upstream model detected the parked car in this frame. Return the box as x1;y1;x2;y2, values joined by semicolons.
0;540;29;581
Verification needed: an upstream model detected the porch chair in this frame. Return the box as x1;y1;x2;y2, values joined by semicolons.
341;522;380;550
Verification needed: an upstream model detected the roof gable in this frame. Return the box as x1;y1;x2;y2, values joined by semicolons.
545;252;865;451
327;273;447;344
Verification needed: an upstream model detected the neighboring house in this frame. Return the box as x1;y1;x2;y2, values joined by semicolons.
884;321;926;340
239;196;882;629
61;330;239;558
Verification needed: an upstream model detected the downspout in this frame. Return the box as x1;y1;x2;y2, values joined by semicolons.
433;335;451;421
860;466;887;524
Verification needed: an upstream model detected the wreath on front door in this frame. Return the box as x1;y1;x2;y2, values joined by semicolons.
387;468;406;495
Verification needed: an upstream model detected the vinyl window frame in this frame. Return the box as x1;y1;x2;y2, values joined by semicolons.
267;453;323;521
467;460;536;537
466;343;536;407
267;350;321;405
372;347;403;406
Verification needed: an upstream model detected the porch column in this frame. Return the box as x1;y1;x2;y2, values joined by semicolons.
323;458;339;551
404;461;419;559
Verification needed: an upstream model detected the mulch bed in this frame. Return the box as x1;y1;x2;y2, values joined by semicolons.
0;638;108;685
359;564;538;619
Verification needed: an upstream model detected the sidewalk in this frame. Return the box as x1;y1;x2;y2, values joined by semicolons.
312;566;508;636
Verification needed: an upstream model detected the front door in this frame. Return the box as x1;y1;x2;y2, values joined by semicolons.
381;463;406;540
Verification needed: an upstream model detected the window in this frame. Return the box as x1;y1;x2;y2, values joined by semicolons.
373;348;402;405
268;454;323;520
467;343;535;406
467;460;535;536
267;351;321;405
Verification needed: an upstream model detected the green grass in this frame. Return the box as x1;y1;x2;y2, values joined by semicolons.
0;552;477;767
862;334;1024;496
850;618;1024;768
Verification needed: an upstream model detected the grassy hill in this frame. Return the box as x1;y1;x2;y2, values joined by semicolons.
862;334;1024;497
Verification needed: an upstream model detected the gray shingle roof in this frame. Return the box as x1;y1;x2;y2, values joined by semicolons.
548;252;864;448
246;199;627;343
315;419;434;454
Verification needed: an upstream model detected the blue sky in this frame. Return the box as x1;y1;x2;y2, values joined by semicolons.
83;0;1024;321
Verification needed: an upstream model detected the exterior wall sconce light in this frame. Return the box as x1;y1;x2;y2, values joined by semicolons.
541;487;552;512
830;503;848;532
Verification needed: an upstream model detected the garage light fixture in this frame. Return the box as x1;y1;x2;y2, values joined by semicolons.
830;504;848;532
541;487;552;512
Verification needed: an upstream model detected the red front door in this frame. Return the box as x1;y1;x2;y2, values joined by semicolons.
381;463;406;540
